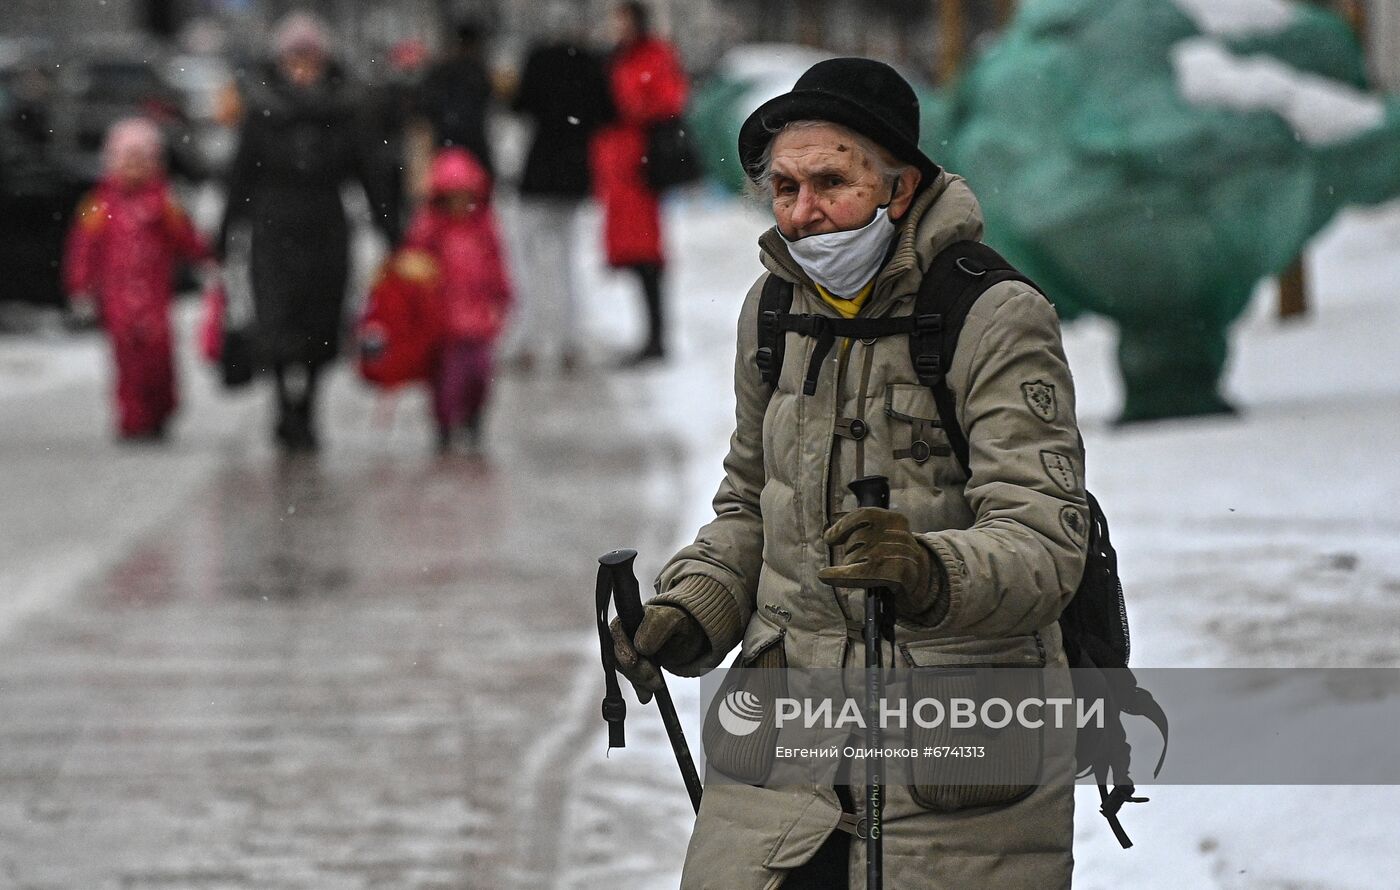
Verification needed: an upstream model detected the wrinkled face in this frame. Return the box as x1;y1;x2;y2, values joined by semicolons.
767;123;916;240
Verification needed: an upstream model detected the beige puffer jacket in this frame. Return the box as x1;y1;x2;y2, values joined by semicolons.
653;170;1087;890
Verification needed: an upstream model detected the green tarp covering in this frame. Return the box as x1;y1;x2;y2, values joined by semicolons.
687;2;1400;420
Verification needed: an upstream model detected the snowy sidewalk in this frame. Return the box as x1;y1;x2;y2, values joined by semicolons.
0;192;1397;888
556;196;1400;890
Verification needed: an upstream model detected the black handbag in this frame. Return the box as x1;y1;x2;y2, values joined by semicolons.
643;117;703;191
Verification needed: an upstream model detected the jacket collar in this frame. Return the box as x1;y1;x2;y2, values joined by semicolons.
758;169;986;316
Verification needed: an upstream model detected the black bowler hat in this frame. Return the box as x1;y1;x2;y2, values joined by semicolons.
738;57;940;185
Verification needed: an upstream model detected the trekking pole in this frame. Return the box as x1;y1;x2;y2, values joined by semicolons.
847;475;890;890
598;549;705;813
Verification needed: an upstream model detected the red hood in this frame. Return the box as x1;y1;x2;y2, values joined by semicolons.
428;148;492;200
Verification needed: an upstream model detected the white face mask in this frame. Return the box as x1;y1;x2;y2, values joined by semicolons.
780;205;898;299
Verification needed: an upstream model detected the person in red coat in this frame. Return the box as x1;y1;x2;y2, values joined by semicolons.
590;1;688;364
64;117;212;441
403;148;512;454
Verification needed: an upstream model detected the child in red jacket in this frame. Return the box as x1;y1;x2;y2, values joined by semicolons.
404;148;512;454
64;117;212;440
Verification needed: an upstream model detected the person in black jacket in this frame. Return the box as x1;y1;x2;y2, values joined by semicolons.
220;12;397;452
508;9;612;372
413;20;496;176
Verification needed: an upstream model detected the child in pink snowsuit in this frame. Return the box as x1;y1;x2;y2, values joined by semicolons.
64;118;212;440
404;148;512;453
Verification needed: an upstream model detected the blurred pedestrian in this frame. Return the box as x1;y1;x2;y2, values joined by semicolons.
591;1;688;364
361;39;430;241
64;117;212;441
412;20;497;180
220;12;398;453
508;3;613;373
403;148;512;455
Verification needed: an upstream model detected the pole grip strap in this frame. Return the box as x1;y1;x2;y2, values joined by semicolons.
595;564;627;749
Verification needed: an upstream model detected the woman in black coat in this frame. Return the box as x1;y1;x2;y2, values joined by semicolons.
508;12;612;372
221;13;395;451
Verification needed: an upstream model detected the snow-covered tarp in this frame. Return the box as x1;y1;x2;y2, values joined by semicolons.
945;0;1400;421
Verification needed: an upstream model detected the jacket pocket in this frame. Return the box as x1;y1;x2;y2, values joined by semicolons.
898;633;1047;812
884;383;940;423
884;383;951;465
701;614;787;786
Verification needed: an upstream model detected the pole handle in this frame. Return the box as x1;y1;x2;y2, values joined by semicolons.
849;475;890;509
598;548;704;813
600;549;645;638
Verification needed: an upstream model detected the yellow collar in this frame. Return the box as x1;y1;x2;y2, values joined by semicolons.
813;279;875;319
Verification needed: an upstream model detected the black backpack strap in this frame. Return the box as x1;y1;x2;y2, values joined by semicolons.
912;240;1038;476
756;273;794;389
1074;658;1168;848
756;241;1037;409
755;271;916;395
781;314;917;396
1098;777;1149;849
1117;670;1169;779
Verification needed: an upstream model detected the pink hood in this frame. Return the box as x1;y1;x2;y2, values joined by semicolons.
428;148;492;201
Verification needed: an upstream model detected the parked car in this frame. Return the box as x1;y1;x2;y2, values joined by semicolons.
46;38;204;182
0;37;210;307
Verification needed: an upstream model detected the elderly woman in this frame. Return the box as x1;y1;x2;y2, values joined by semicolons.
221;13;396;451
611;59;1088;888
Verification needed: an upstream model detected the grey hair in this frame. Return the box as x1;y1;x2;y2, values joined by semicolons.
746;119;913;203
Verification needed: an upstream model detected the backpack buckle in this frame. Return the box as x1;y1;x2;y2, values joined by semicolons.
756;346;773;374
760;309;780;331
914;353;942;378
916;313;942;334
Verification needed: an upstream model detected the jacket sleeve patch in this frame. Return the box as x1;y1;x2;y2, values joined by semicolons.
1059;505;1088;545
1020;379;1057;423
1039;450;1079;494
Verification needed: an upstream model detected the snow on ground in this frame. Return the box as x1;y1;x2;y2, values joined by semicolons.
0;303;267;639
2;187;1398;887
555;191;1400;889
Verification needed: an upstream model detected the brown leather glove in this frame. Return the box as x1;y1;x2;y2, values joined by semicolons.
610;574;741;702
609;604;708;704
819;507;947;625
607;604;705;702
